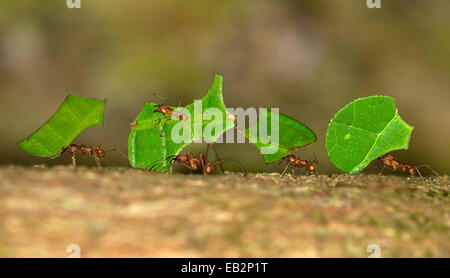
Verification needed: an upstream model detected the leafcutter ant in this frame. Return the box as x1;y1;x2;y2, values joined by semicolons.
45;141;127;168
378;153;439;177
151;104;188;136
130;119;138;129
150;94;188;136
279;154;324;176
150;144;247;176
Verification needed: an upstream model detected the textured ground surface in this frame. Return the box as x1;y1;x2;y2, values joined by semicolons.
0;166;448;258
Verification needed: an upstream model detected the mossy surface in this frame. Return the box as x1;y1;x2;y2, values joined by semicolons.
0;166;448;257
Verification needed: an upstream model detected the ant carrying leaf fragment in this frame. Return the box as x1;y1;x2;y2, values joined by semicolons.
128;74;235;171
326;95;438;176
150;144;247;176
18;94;105;157
244;108;317;164
326;96;414;174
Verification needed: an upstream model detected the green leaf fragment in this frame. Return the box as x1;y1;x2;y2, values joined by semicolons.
18;94;105;157
326;95;413;174
244;109;317;163
128;74;235;171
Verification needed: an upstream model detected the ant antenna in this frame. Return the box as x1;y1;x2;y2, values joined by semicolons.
100;133;129;161
379;166;386;176
153;93;166;101
42;153;63;167
105;146;128;160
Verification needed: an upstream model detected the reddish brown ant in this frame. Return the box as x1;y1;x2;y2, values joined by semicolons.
379;153;439;177
279;154;323;176
150;144;247;176
45;143;127;168
130;119;138;129
152;104;188;136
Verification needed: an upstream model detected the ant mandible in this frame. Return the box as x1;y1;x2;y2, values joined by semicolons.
279;154;322;176
150;144;247;176
379;153;439;177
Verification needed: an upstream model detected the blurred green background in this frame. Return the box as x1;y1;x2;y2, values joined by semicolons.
1;0;449;174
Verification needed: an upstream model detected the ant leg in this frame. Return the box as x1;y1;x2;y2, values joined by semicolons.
152;115;170;126
177;161;198;172
304;167;311;176
415;167;423;178
281;162;290;177
416;165;440;176
152;162;173;173
199;153;206;169
95;156;101;168
71;153;77;168
379;166;386;176
204;145;210;161
152;118;161;125
316;162;328;175
149;155;176;172
159;118;169;137
208;144;225;173
212;157;247;176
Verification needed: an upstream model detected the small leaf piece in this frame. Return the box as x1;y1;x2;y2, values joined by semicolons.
18;94;105;157
244;109;317;163
128;74;235;171
326;95;413;173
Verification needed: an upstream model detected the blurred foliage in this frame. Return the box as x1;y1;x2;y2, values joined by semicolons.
0;0;449;173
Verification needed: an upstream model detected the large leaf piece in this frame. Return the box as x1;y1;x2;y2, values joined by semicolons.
18;94;105;157
244;109;316;163
128;74;235;171
326;95;413;173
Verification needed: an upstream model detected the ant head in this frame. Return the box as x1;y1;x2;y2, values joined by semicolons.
380;153;394;161
179;113;187;121
285;155;296;163
155;105;168;113
204;162;213;175
95;146;106;158
176;154;189;162
153;104;166;112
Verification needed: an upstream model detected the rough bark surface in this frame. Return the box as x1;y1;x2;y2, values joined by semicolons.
0;166;448;257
